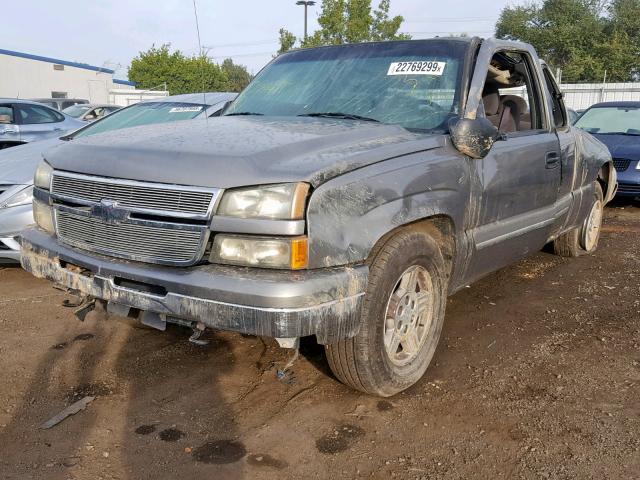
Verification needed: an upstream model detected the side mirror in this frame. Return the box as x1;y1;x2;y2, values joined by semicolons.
449;116;500;159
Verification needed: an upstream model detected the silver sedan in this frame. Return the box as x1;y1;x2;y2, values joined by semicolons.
0;99;85;149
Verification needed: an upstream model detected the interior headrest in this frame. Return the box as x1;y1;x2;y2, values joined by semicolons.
501;95;528;113
483;93;500;116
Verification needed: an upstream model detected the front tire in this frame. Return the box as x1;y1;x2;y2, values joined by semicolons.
552;182;604;257
325;228;449;397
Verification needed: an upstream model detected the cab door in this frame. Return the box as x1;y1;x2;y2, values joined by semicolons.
463;43;563;281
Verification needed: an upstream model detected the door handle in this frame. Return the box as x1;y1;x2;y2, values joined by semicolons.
545;151;560;169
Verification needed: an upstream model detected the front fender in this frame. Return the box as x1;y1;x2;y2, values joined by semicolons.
577;129;616;203
306;145;469;269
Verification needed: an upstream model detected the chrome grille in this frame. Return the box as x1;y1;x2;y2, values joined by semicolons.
51;172;216;218
613;158;631;172
56;211;205;265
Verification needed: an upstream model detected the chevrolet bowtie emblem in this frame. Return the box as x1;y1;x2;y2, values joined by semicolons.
90;199;129;224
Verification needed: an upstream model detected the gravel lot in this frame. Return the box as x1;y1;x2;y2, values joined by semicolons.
1;202;639;480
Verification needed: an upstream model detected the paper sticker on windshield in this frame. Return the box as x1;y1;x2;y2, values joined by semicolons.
387;61;446;76
169;106;203;113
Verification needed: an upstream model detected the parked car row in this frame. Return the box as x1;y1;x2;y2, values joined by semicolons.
0;92;236;262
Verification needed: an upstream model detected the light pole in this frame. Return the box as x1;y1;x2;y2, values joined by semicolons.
296;1;315;40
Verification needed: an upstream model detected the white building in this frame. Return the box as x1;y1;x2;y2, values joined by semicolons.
0;48;168;106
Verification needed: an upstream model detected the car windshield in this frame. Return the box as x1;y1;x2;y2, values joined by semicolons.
62;105;92;117
575;106;640;135
225;40;467;132
72;101;207;138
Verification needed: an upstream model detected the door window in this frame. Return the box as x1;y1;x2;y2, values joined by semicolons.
542;68;567;128
479;51;544;134
0;105;15;124
17;104;64;124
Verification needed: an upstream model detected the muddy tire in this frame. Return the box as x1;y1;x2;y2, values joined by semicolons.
553;182;604;257
325;228;449;397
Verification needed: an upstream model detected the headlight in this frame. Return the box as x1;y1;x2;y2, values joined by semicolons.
636;160;640;170
217;183;309;220
0;185;33;208
34;161;53;190
33;199;55;234
210;235;308;269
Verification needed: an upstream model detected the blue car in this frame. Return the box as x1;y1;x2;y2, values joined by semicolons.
575;101;640;198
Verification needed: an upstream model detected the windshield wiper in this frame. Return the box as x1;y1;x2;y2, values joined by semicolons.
596;131;640;136
298;112;380;122
225;112;264;116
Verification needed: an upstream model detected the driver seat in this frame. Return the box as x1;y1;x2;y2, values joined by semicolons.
483;91;517;133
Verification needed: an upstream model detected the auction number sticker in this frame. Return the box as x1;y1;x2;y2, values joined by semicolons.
387;61;446;76
169;106;203;113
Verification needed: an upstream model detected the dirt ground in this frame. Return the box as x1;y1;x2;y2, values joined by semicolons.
1;201;639;480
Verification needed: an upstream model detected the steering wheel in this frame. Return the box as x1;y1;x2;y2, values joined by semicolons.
418;98;446;114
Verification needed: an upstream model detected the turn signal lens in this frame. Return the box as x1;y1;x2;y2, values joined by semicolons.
290;237;308;270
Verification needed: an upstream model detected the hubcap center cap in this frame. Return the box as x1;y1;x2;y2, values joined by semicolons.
395;293;418;331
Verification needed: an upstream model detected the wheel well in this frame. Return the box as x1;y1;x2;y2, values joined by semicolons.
597;162;614;200
0;141;25;150
367;216;456;273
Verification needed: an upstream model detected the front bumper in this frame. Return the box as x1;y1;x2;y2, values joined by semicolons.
615;163;640;197
616;181;640;197
20;228;368;344
0;204;33;261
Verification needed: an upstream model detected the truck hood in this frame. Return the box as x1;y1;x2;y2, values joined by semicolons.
44;117;444;188
0;138;63;185
592;133;640;161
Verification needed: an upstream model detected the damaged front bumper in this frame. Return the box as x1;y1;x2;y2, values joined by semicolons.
20;228;368;344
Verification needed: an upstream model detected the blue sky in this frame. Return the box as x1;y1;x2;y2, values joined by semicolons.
1;0;524;79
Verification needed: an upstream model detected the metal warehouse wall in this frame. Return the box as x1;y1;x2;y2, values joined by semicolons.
0;54;114;102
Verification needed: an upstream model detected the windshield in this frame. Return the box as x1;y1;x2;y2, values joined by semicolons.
575;106;640;135
72;101;206;139
225;40;467;131
62;105;92;118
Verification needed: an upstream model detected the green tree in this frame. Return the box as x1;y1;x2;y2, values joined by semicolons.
277;0;409;53
277;28;298;55
128;44;242;94
496;0;640;82
220;58;252;92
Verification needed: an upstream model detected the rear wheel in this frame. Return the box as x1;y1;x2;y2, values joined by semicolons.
325;228;449;397
552;182;604;257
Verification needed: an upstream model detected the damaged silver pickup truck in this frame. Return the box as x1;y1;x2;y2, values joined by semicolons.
22;38;615;396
